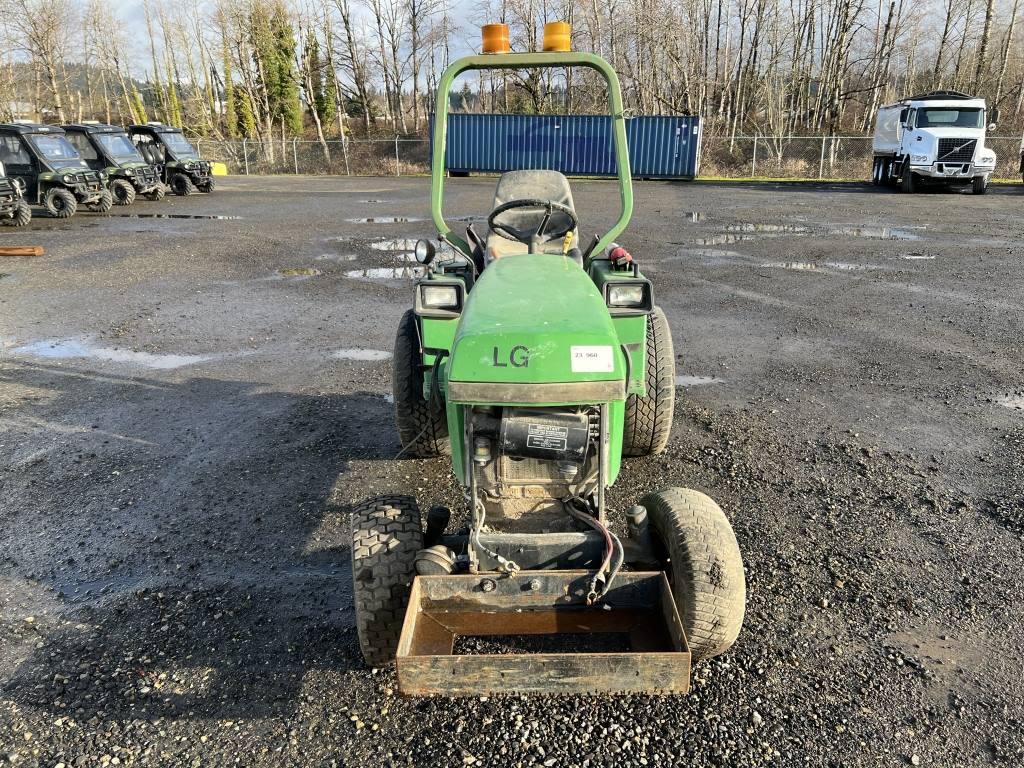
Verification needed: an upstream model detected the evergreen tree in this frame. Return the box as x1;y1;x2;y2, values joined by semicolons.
234;87;256;138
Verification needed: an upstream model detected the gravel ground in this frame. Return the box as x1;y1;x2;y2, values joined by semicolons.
1;176;1023;767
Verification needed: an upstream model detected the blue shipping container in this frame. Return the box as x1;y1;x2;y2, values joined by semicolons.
437;114;701;179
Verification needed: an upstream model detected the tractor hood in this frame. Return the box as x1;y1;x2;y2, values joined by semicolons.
446;254;625;404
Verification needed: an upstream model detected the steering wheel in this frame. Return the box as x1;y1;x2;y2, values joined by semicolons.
487;198;579;249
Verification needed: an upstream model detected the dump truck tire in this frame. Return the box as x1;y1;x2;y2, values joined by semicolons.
972;176;988;195
43;188;76;218
393;309;449;457
4;200;31;227
622;306;675;457
170;173;195;196
146;185;167;202
900;161;916;193
640;487;746;660
111;179;136;206
351;495;423;667
87;189;114;213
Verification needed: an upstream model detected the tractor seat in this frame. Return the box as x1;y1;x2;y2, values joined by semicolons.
486;170;579;259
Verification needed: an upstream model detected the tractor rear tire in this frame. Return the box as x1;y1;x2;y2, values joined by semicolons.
146;185;167;202
3;200;31;227
43;188;76;218
87;189;114;213
640;487;746;661
351;495;423;667
393;309;449;457
622;306;675;457
111;179;136;206
170;173;195;196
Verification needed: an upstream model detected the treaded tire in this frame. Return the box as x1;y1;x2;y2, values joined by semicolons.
351;495;423;667
972;176;988;195
111;179;136;206
393;309;449;457
146;185;167;201
44;187;76;218
640;487;746;660
170;173;195;196
4;199;31;227
198;178;215;193
622;305;675;457
87;189;114;213
900;161;916;193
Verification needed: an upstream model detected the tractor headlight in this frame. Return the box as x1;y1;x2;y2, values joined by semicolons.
604;280;653;314
415;280;464;318
62;174;74;183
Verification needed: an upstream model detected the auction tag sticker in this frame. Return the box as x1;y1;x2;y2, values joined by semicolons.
570;345;614;373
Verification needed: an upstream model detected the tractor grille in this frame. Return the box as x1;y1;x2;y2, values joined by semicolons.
937;138;977;164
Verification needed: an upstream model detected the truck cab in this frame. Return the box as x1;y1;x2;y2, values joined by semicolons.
63;123;165;205
871;91;997;194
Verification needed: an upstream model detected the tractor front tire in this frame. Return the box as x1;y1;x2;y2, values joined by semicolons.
393;309;449;457
111;179;136;206
640;487;746;661
170;173;195;196
3;200;31;227
146;185;167;202
351;495;423;667
622;306;675;457
43;188;76;218
87;189;114;213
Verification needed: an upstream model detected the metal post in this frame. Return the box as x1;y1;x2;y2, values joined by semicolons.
242;138;249;176
394;135;400;176
819;136;826;179
341;136;351;176
293;138;299;174
751;135;758;177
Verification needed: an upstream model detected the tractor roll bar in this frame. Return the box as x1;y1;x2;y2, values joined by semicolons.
430;52;634;258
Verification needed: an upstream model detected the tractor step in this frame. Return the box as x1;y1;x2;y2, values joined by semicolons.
396;571;690;696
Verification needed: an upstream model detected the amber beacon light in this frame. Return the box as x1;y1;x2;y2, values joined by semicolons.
481;24;511;54
543;21;571;51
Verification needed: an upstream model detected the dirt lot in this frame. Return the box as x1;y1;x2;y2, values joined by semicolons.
1;176;1023;767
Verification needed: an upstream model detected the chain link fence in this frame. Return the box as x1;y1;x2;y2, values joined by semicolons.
193;135;1023;181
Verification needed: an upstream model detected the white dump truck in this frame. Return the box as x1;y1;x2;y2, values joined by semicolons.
871;91;997;194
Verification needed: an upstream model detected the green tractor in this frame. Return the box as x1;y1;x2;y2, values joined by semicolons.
0;123;111;218
63;123;166;205
351;29;746;696
127;123;213;196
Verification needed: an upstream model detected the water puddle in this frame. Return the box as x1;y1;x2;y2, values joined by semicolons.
277;267;322;278
359;199;389;203
13;339;212;369
333;349;391;361
726;223;810;235
344;266;424;280
995;393;1024;410
829;225;921;240
760;261;820;271
315;253;358;262
901;253;936;260
823;262;879;271
696;233;754;246
760;261;878;272
382;392;395;403
116;214;242;220
676;375;724;386
684;212;705;222
346;216;422;223
370;238;419;252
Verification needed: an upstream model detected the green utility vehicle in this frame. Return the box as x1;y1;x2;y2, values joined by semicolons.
0;123;112;218
127;123;213;196
0;161;31;226
63;123;165;205
351;31;746;696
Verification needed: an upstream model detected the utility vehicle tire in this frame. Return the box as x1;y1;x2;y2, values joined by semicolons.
111;179;136;206
146;185;167;202
351;495;423;667
640;487;746;661
198;178;215;193
4;199;31;227
900;161;916;193
622;305;675;457
43;187;76;218
972;176;988;195
170;173;195;196
393;309;449;458
87;189;114;213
